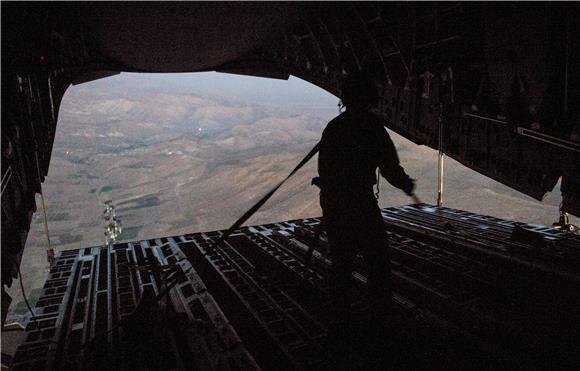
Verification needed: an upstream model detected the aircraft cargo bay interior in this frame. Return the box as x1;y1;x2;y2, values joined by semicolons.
2;3;579;370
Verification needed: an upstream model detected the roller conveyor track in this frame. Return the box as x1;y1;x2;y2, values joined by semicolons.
382;204;580;269
279;223;578;368
247;208;580;368
10;204;580;370
178;233;332;370
10;241;259;371
273;223;577;362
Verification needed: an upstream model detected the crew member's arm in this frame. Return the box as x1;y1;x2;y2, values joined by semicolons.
378;129;415;196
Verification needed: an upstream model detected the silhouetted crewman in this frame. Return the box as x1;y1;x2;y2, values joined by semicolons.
315;71;415;331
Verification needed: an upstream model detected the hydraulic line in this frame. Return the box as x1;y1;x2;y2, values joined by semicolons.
437;103;444;208
34;151;54;266
39;190;53;264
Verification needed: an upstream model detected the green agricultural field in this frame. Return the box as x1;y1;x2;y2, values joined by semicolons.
117;196;161;213
118;226;142;241
100;185;114;193
47;212;69;222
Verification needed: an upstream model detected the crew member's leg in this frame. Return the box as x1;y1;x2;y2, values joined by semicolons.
362;212;392;321
326;222;357;324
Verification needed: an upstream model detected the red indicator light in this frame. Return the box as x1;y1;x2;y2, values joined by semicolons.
40;55;46;62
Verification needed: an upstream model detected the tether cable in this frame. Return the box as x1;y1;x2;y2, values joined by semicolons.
34;151;54;266
16;264;58;344
205;141;320;255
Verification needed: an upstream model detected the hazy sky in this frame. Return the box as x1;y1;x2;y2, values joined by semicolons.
73;72;340;117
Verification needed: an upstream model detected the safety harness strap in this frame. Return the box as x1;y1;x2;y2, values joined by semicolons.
206;141;321;254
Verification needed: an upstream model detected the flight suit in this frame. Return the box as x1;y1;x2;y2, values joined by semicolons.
317;108;414;323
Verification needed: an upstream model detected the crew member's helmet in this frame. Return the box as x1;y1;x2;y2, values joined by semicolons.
340;71;380;108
